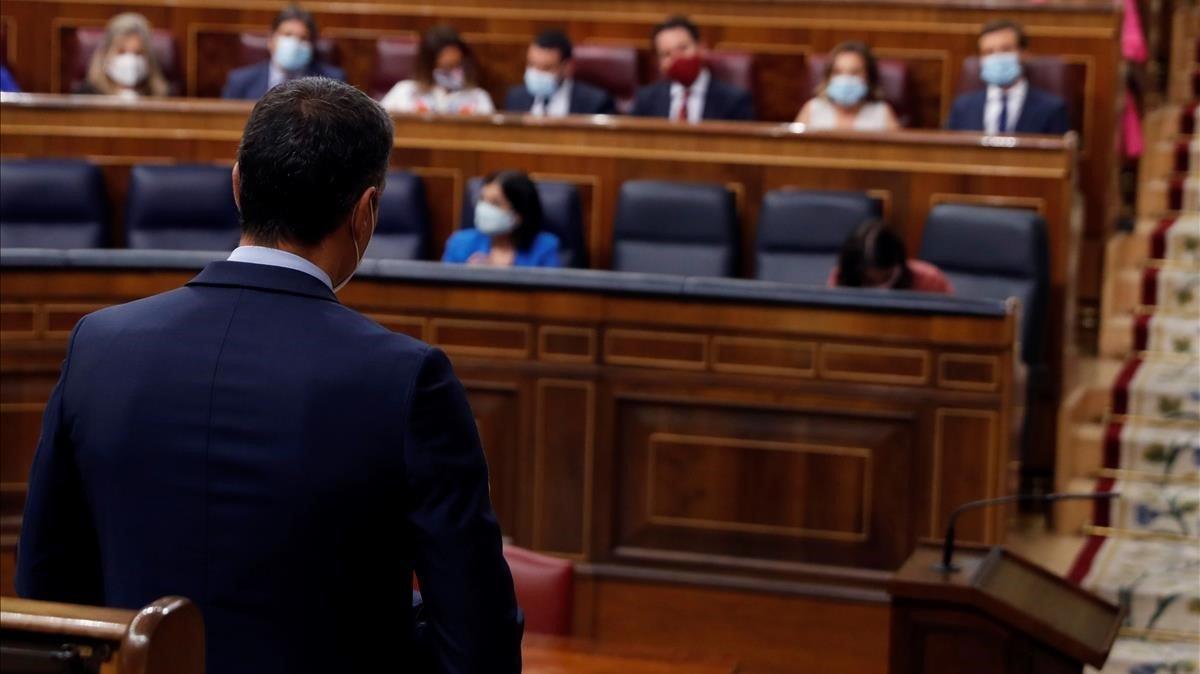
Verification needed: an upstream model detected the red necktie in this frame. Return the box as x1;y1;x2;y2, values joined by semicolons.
678;88;690;121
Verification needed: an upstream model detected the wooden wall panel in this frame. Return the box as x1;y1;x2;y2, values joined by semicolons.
614;396;916;570
463;381;524;542
533;379;594;557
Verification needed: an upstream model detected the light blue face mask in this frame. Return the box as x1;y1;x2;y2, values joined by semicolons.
980;52;1022;87
272;35;313;73
524;68;560;100
825;74;868;108
474;200;518;236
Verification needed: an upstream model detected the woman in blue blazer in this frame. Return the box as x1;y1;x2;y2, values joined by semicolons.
443;171;561;268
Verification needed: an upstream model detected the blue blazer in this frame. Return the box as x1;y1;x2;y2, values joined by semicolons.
630;76;755;121
503;79;617;115
946;86;1070;135
16;261;522;674
221;60;347;100
443;229;561;268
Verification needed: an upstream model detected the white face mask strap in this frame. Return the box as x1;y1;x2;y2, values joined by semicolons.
334;209;365;294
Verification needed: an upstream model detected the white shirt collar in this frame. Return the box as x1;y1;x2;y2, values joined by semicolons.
227;246;334;290
669;67;711;97
986;77;1027;102
533;78;573;117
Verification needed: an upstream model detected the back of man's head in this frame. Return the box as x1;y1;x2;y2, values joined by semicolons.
236;77;394;246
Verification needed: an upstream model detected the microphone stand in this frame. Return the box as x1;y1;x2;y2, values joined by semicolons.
934;491;1121;573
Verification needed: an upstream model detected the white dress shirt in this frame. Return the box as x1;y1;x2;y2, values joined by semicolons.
227;245;333;290
380;80;496;115
668;68;711;123
984;78;1028;134
531;78;573;118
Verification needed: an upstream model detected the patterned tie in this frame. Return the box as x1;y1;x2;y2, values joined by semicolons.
998;90;1009;133
678;88;690;121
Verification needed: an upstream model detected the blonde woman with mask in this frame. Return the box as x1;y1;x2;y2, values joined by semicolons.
76;13;169;98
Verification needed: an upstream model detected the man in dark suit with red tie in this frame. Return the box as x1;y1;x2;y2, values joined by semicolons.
17;78;522;674
630;15;755;122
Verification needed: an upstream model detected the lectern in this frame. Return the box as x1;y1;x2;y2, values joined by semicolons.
889;544;1123;674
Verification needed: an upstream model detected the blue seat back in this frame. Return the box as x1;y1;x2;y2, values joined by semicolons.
126;164;240;251
0;159;108;249
367;170;429;260
460;177;585;267
755;189;881;285
612;180;738;277
918;203;1049;365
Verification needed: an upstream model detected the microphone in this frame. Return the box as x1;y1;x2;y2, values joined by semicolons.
934;491;1121;573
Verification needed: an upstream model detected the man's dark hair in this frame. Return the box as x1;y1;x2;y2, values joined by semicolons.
236;78;394;246
835;220;914;290
484;170;544;252
532;29;573;62
651;15;700;45
272;5;319;43
979;19;1029;49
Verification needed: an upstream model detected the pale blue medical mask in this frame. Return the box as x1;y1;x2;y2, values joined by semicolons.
825;75;868;107
524;67;560;100
980;52;1022;87
272;35;313;73
474;201;518;236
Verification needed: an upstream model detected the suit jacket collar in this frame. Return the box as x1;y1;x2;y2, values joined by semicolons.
187;261;339;303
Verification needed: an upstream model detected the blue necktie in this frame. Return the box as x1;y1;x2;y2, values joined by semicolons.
998;91;1009;133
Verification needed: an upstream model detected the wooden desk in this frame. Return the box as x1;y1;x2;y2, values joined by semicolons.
0;0;1123;302
0;94;1076;474
0;256;1020;671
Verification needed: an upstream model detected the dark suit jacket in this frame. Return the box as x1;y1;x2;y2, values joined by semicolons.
16;261;521;674
946;85;1070;135
503;79;616;115
221;60;347;100
630;75;755;121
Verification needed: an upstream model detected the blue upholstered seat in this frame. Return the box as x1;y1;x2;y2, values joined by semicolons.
0;159;108;249
366;170;429;260
918;203;1049;366
755;189;881;285
611;180;738;278
126;164;241;251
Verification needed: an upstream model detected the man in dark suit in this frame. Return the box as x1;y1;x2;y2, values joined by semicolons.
946;19;1070;135
16;78;522;674
504;29;615;117
630;15;754;122
221;5;345;100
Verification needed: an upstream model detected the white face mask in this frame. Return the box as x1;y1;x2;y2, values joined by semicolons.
334;205;375;293
105;53;147;89
474;200;518;236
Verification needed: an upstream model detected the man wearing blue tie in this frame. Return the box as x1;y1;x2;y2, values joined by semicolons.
946;20;1071;135
16;78;522;674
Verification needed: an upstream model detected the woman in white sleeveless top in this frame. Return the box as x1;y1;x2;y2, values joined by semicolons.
795;42;899;132
381;25;494;115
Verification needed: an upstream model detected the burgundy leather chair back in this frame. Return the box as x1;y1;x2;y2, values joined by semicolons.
503;545;573;636
707;50;754;94
957;55;1083;132
66;26;180;93
573;44;638;113
370;36;418;100
801;54;915;127
236;32;340;69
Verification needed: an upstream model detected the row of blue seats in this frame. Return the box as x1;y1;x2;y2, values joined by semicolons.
0;158;1046;364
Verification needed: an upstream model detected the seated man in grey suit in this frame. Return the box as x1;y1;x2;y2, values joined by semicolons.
504;29;616;117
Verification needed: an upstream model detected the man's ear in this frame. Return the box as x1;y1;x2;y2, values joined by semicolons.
354;186;379;239
231;163;242;212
